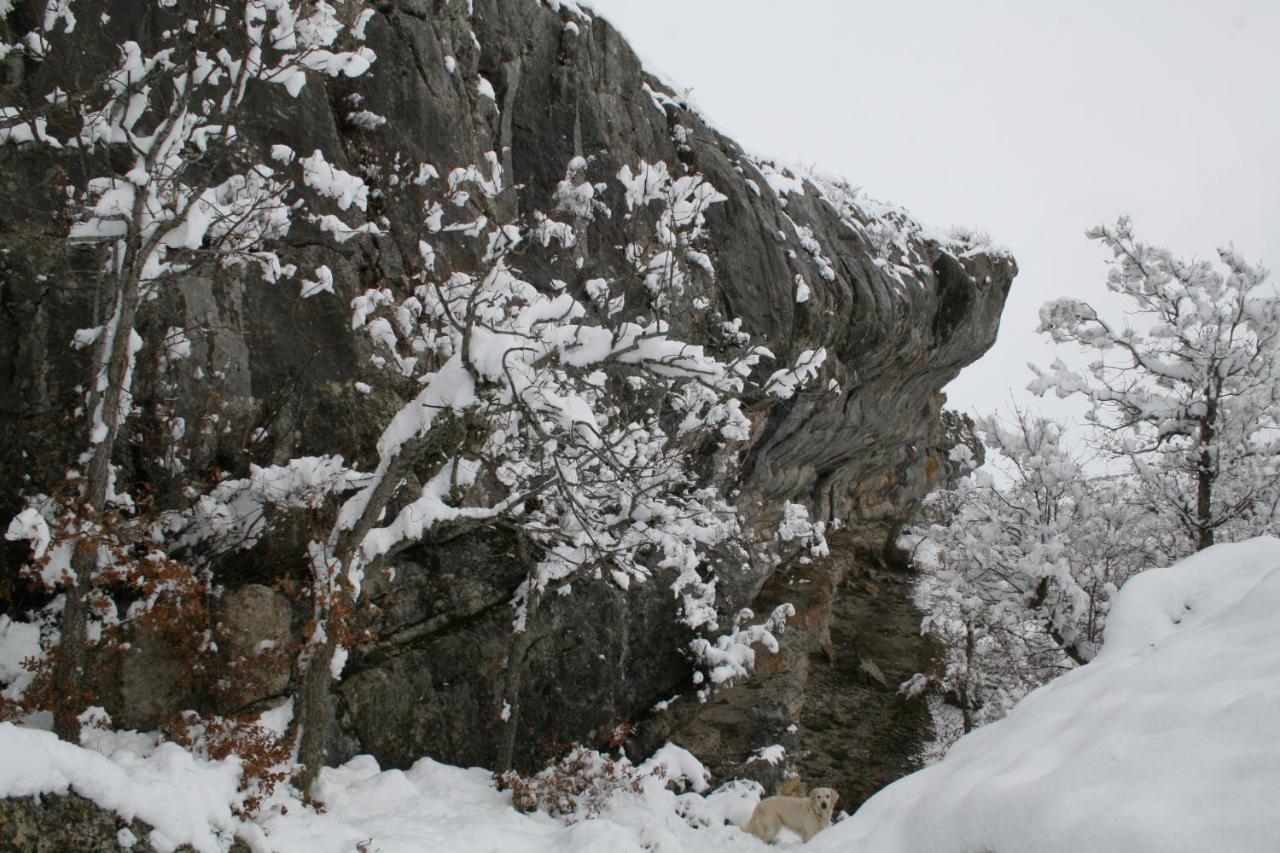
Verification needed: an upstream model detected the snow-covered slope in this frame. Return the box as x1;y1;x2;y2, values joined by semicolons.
811;537;1280;853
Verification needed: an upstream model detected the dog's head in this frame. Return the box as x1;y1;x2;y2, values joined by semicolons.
809;787;839;819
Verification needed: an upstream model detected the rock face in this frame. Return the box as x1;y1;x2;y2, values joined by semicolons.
0;0;1013;801
218;585;296;713
0;794;142;852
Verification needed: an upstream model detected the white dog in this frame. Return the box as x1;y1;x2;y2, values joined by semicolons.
743;787;839;844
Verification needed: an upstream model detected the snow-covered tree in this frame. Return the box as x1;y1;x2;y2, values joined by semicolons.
276;156;682;778
287;152;817;781
0;0;377;740
900;411;1155;747
1031;217;1280;555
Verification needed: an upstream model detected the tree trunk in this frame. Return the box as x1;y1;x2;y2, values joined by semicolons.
54;271;144;740
293;433;438;791
1195;403;1217;552
495;583;541;776
1030;578;1090;666
295;628;342;793
960;621;976;735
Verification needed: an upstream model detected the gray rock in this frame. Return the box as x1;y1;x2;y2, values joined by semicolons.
217;584;295;712
0;0;1014;792
0;793;150;853
113;635;192;732
0;791;251;853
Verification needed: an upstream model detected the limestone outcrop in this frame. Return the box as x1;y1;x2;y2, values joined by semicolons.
0;0;1013;806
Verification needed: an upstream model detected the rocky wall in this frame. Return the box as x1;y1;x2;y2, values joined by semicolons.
0;0;1014;790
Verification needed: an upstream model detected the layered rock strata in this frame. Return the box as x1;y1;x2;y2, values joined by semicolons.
0;0;1014;794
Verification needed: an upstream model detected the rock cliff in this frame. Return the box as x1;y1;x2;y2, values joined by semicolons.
0;0;1013;811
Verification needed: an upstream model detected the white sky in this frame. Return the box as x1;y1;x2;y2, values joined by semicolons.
587;0;1280;422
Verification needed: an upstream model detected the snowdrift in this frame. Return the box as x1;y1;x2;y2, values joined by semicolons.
0;724;774;852
812;536;1280;853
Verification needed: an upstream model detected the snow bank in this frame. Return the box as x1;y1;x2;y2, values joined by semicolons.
0;723;250;852
812;537;1280;853
0;725;772;852
262;751;761;853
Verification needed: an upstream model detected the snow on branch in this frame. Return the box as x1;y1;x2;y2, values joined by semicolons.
689;604;795;695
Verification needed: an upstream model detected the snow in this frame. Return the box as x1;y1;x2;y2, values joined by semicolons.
4;507;51;560
299;265;334;299
0;615;41;701
171;456;366;556
763;348;826;400
750;158;805;199
41;0;76;33
310;213;380;243
794;274;810;304
542;0;592;21
267;752;747;853
0;107;62;147
4;502;73;588
689;604;794;689
296;47;376;81
0;724;777;853
7;537;1280;851
161;326;192;362
775;501;828;557
351;8;376;41
328;645;348;679
345;109;386;130
811;537;1280;853
750;744;786;766
787;219;836;282
359;458;500;562
644;743;711;794
0;723;249;853
299;150;368;211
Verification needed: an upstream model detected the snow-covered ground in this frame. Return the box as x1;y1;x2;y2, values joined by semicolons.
4;538;1280;852
811;536;1280;853
0;725;778;852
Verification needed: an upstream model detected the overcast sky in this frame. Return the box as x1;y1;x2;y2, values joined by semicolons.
587;0;1280;423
